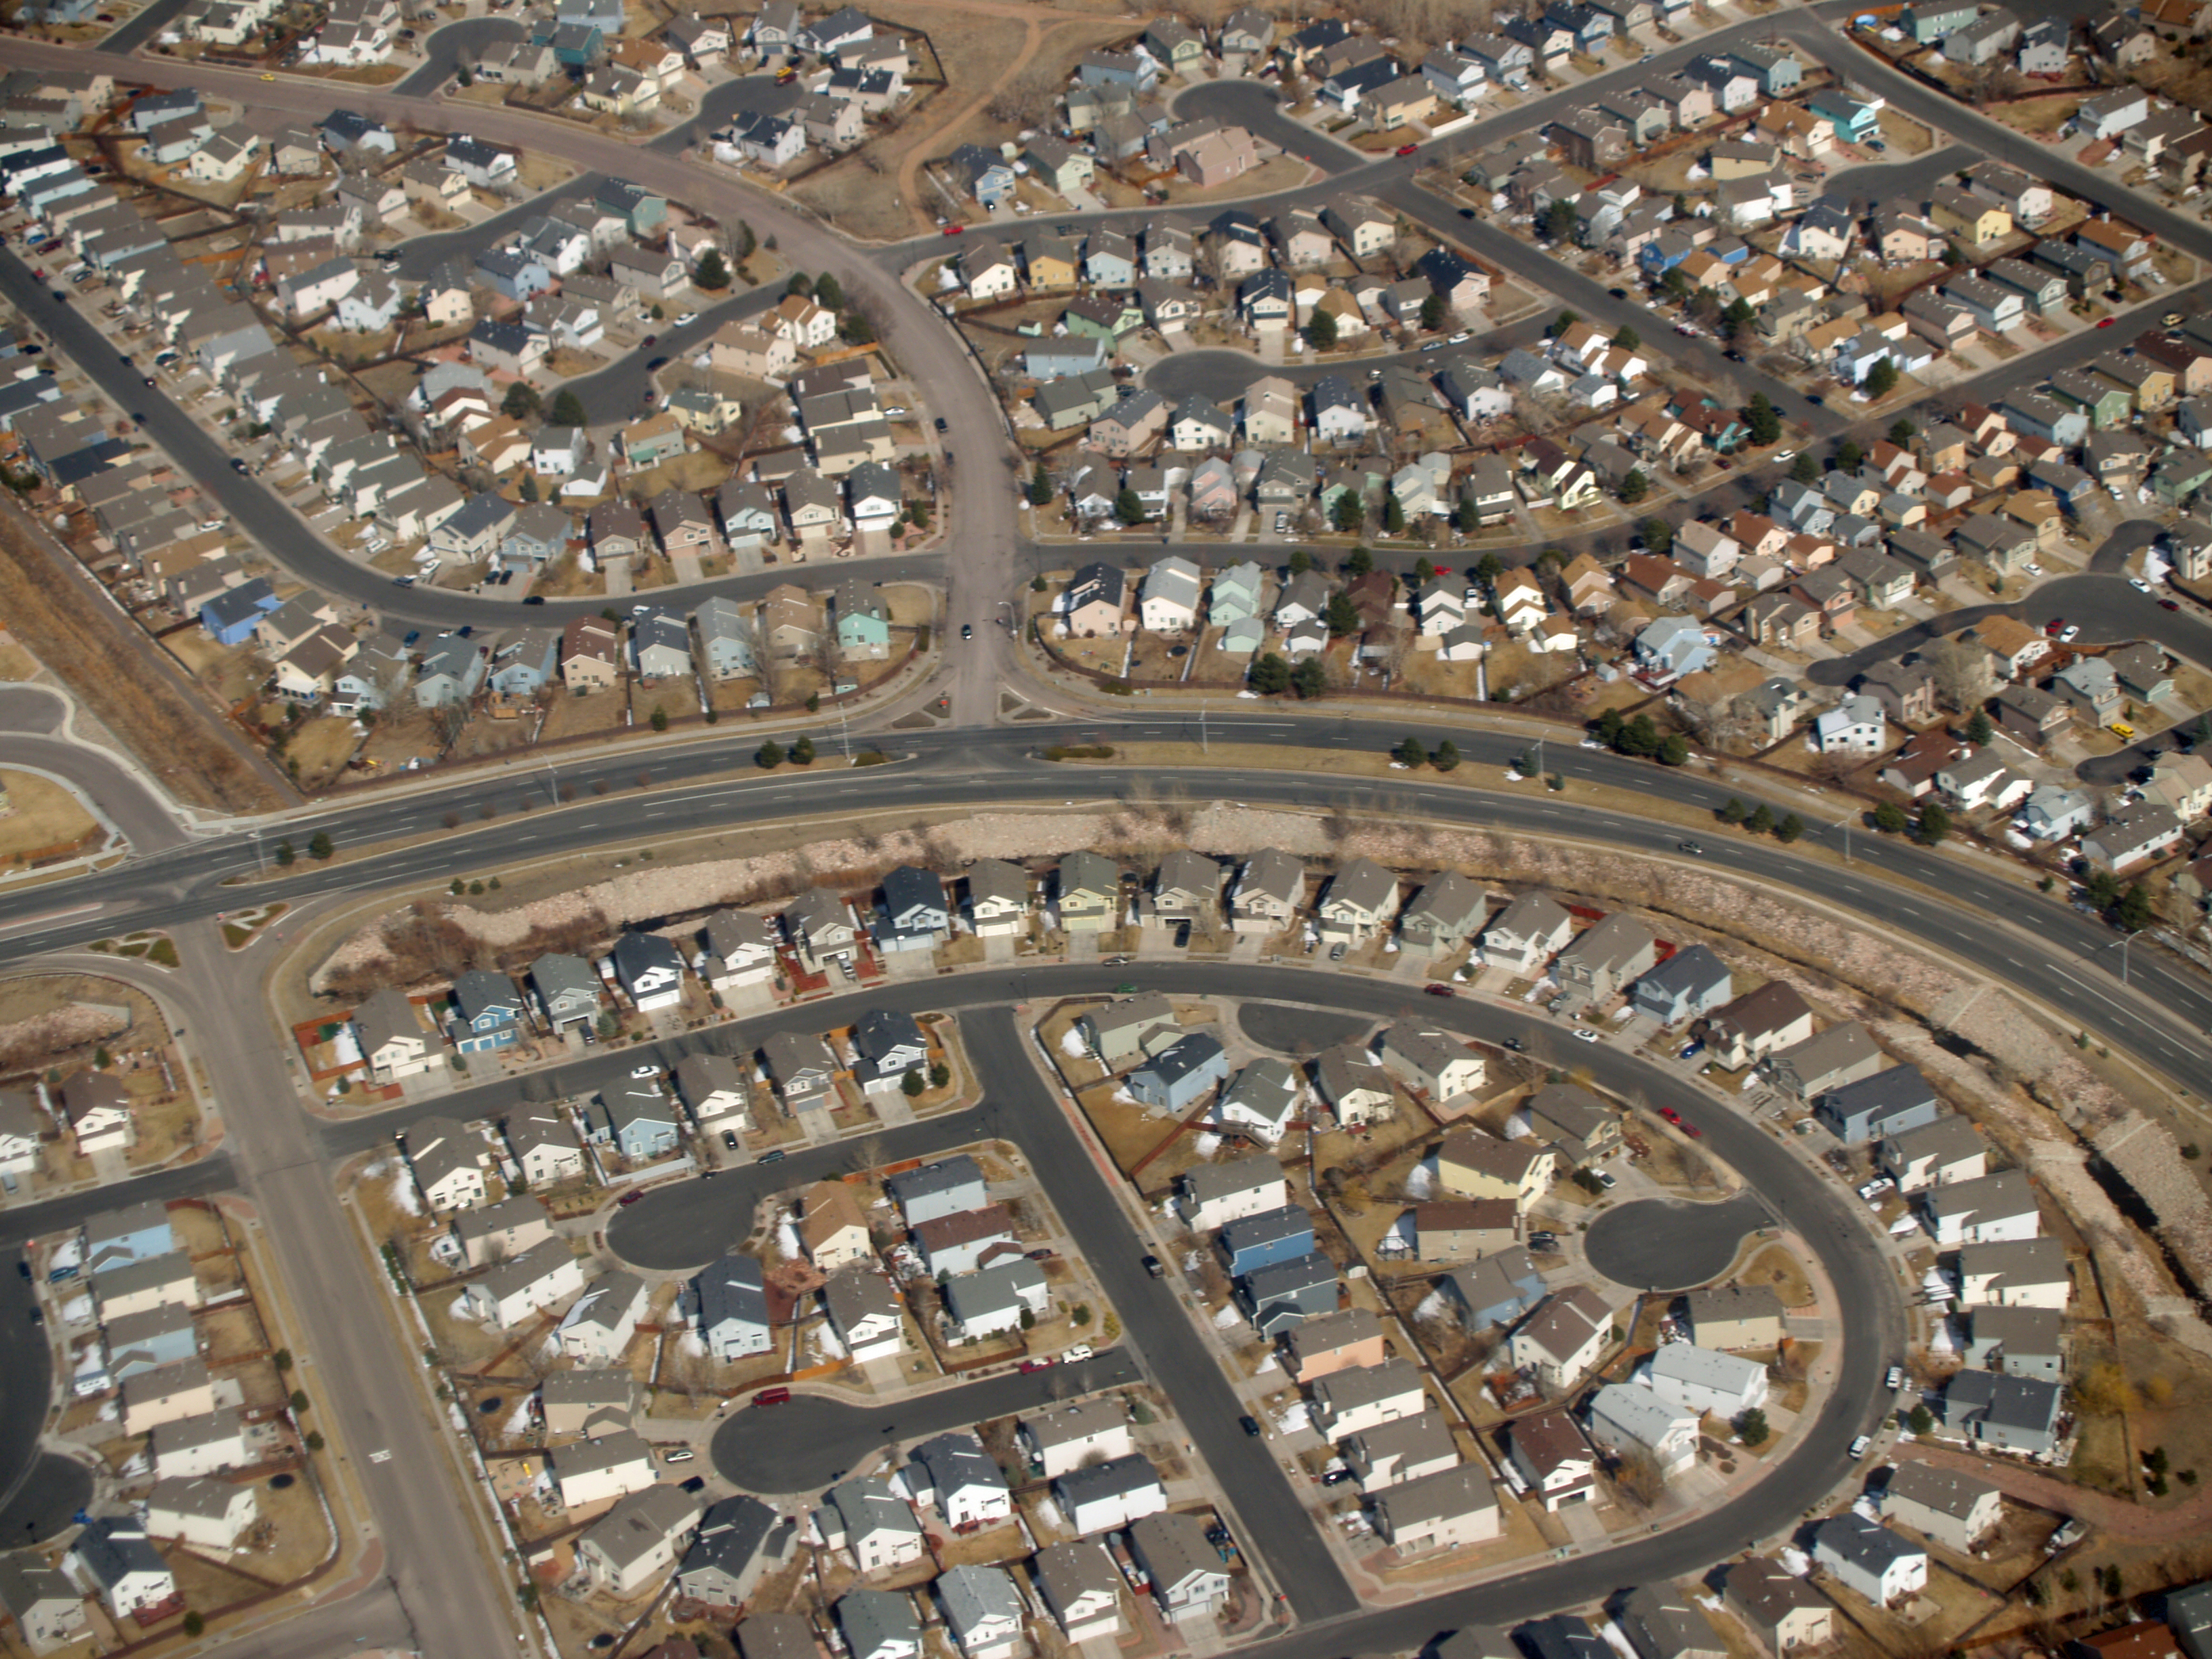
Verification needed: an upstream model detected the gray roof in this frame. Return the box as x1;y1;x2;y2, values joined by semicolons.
938;1564;1023;1636
1883;1459;2001;1521
695;1251;768;1333
887;1155;984;1208
740;1612;818;1659
839;1589;920;1659
1031;1539;1120;1619
581;1485;703;1572
1181;1151;1284;1210
1616;1584;1725;1659
678;1494;794;1592
1816;1511;1923;1576
1052;1452;1162;1508
1636;943;1729;1002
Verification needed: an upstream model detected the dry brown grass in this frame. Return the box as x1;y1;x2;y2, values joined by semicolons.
0;769;101;861
0;508;284;812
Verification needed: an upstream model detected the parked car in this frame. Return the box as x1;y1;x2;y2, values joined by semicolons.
1423;982;1456;997
1573;1029;1600;1044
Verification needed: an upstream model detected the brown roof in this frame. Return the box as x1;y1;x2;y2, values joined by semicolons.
1438;1130;1540;1181
1710;981;1811;1042
1506;1405;1591;1476
1414;1200;1517;1235
798;1180;867;1251
2076;1625;2180;1659
912;1203;1016;1252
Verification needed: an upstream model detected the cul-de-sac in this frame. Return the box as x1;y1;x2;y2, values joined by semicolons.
5;1;2212;1658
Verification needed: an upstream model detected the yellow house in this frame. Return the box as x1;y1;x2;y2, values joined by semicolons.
1023;245;1078;289
1927;186;2011;247
1435;1128;1557;1214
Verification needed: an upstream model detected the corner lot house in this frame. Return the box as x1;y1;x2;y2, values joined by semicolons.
1814;1514;1927;1607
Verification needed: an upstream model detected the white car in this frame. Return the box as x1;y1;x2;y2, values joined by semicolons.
1573;1029;1600;1044
2131;577;2153;593
2061;624;2080;643
2024;562;2044;577
1060;1344;1093;1364
1772;448;1796;462
884;405;908;417
674;311;699;326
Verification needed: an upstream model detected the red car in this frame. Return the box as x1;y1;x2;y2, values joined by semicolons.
1019;1358;1053;1372
1395;142;1419;157
2045;617;2066;636
2097;316;2116;328
1683;1123;1703;1138
942;223;965;236
619;1190;644;1206
2161;598;2181;611
1423;982;1456;997
1660;1107;1680;1123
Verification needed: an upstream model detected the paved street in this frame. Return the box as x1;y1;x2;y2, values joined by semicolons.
1583;1191;1776;1293
709;1351;1145;1494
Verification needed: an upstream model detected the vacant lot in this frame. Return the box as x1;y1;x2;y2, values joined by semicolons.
0;769;103;863
0;509;285;812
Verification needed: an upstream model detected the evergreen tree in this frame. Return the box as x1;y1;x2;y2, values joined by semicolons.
501;381;540;420
1889;419;1917;445
840;308;876;345
736;221;756;260
1384;494;1406;534
1288;548;1313;575
1658;733;1691;766
1874;801;1908;834
1719;797;1747;824
1639;516;1673;558
756;739;784;768
1965;710;1994;745
1432;739;1460;771
1619;469;1648;504
1453;495;1479;533
550;388;587;428
1324;592;1361;636
1290;657;1327;699
1332;492;1364;533
1742;392;1781;446
785;272;813;298
1918;802;1950;845
1837;438;1864;472
694;247;731;291
1345;546;1374;575
1775;813;1805;842
308;830;333;860
1419;293;1447;331
1790;452;1820;485
1028;463;1054;508
791;735;816;764
1865;356;1901;397
1745;803;1775;835
1393;736;1428;767
2116;882;2155;931
813;273;844;309
1306;307;1338;350
1612;325;1640;350
1248;653;1292;694
1113;487;1146;525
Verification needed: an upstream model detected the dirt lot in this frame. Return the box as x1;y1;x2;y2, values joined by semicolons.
0;508;285;812
0;769;104;863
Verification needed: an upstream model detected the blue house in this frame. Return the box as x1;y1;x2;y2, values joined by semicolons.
83;1202;178;1275
1236;1250;1338;1334
1633;615;1715;681
1441;1249;1547;1329
1807;89;1879;144
415;634;487;708
449;969;525;1053
1217;1204;1315;1277
105;1305;199;1380
1630;944;1733;1027
599;1078;682;1161
544;20;604;64
596;179;668;239
1814;1064;1942;1145
487;629;560;696
1126;1032;1229;1112
474;249;554;304
201;578;281;645
949;144;1017;209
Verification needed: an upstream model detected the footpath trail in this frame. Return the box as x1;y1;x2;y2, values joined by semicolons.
1889;1441;2209;1540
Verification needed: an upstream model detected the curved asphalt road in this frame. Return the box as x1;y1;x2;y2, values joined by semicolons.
711;1350;1143;1494
0;686;189;853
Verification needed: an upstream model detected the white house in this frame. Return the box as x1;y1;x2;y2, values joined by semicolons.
1643;1343;1769;1418
1814;1514;1928;1607
457;1239;586;1328
142;1476;257;1551
1584;1382;1700;1477
552;1431;658;1509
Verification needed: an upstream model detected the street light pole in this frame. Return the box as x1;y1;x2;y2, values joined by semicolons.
1838;815;1850;865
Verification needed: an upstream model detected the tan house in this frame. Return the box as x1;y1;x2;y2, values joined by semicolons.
1723;1557;1834;1652
1281;1307;1389;1382
1435;1130;1556;1212
1684;1282;1786;1349
798;1180;872;1270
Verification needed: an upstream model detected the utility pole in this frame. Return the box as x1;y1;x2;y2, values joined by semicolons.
839;703;851;761
1200;701;1208;754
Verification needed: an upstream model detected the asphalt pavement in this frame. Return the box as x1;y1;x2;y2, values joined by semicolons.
0;686;189;853
1582;1191;1775;1293
709;1350;1144;1494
